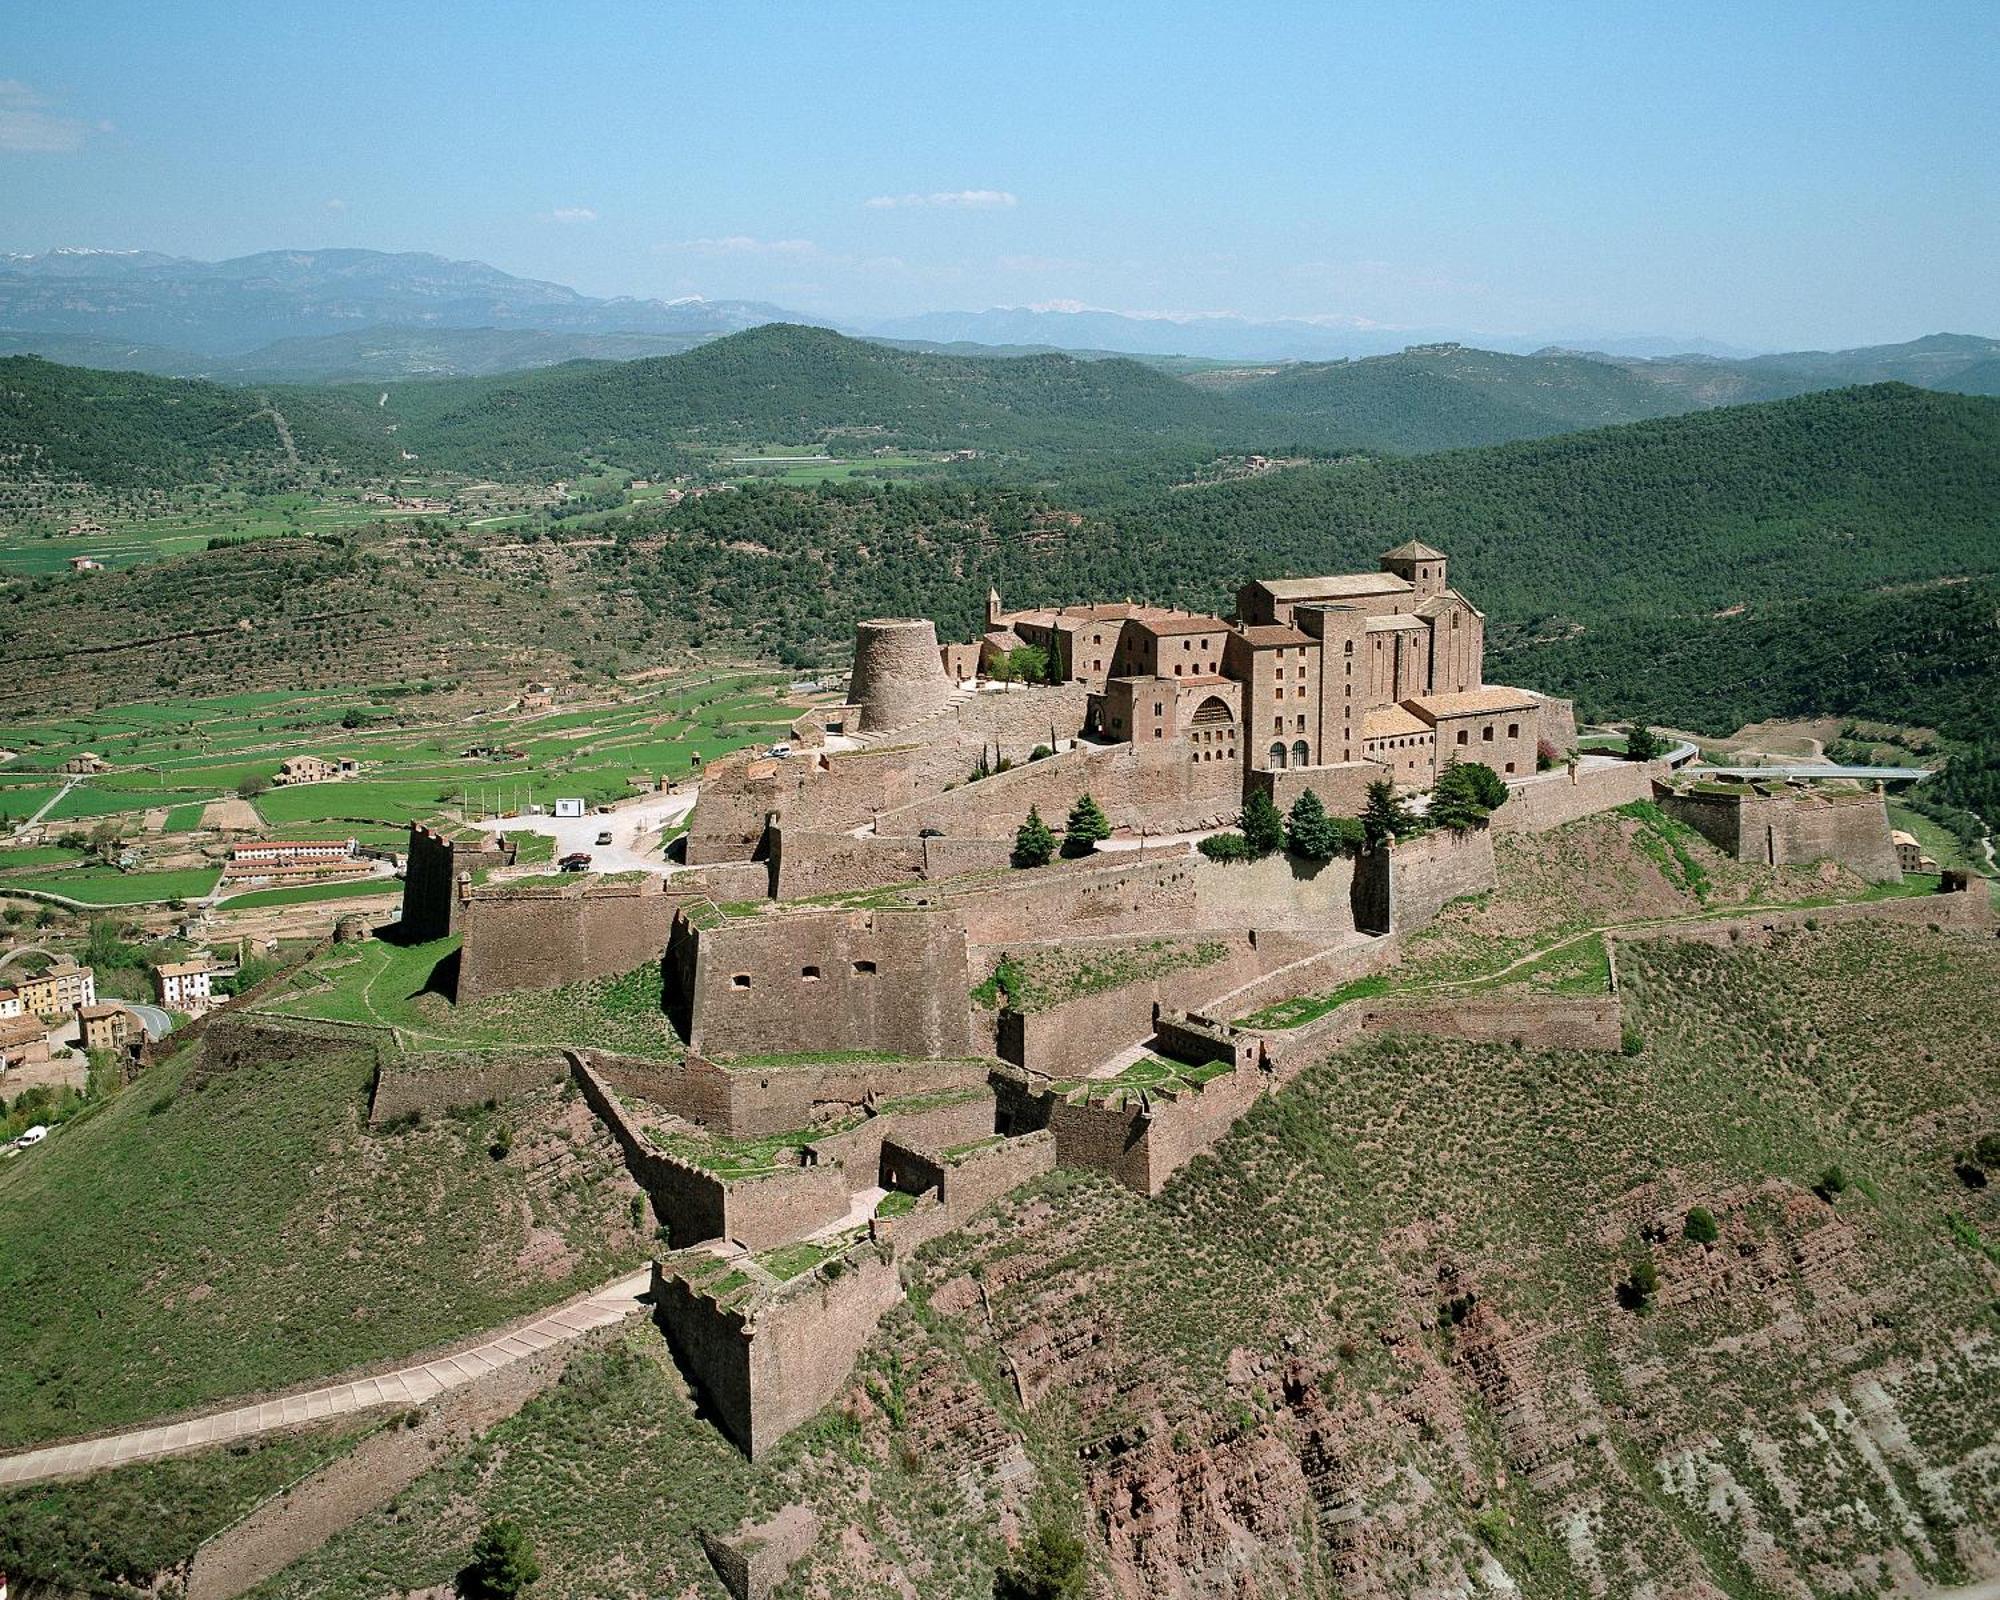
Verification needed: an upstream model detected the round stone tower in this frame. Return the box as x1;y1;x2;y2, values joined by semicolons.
849;618;953;733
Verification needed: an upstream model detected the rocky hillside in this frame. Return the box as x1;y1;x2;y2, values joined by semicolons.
212;819;2000;1599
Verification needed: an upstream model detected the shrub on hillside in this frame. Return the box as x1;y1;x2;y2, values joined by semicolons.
1683;1207;1720;1244
1012;807;1055;869
993;1521;1087;1600
1198;831;1254;863
456;1519;540;1599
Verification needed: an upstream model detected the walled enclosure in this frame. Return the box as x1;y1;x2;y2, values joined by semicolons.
455;876;681;1001
666;904;974;1060
1659;782;1903;882
655;1241;906;1458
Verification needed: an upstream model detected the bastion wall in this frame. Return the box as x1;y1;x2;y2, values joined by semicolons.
1660;784;1902;882
400;825;518;941
455;878;680;1001
666;905;974;1061
1490;761;1661;836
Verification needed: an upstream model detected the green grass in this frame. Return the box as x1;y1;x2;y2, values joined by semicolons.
216;876;402;910
876;1189;919;1216
0;845;85;869
1242;972;1396;1030
0;1420;370;1595
10;866;221;905
0;1043;649;1447
256;935;684;1058
757;1239;843;1280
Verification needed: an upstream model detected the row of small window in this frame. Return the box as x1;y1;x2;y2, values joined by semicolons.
730;960;877;990
1271;715;1308;733
1451;722;1520;745
1192;748;1236;762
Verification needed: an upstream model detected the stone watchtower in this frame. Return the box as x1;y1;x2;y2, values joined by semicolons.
848;618;953;734
1380;540;1448;598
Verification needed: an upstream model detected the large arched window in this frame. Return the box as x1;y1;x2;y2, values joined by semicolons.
1190;695;1233;730
1291;739;1310;768
1268;742;1288;769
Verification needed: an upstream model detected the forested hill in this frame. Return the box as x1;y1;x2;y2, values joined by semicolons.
283;324;1254;478
0;356;395;487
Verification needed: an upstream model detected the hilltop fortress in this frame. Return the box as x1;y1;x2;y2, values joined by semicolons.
386;544;1946;1461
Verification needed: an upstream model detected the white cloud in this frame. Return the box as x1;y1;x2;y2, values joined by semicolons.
324;198;349;213
864;189;1017;211
0;80;89;154
999;254;1089;274
543;206;599;224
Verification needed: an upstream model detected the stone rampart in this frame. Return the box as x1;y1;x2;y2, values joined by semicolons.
570;1056;852;1248
771;828;925;901
701;1506;818;1600
1357;993;1623;1053
949;848;1197;946
871;736;1241;842
455;876;680;1001
1191;851;1357;934
368;1048;570;1125
1609;883;1992;953
1352;826;1498;934
987;934;1270;1079
192;1015;384;1088
1660;783;1902;882
1212;932;1405;1024
1249;762;1381;821
399;825;517;941
1490;761;1660;836
668;904;974;1061
1154;1008;1261;1070
803;1091;996;1182
654;1240;905;1458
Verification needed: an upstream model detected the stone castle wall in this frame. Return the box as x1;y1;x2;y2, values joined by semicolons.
1660;784;1902;882
455;877;681;1001
668;905;974;1061
654;1241;905;1458
368;1048;570;1125
572;1057;852;1248
1352;825;1498;934
1250;762;1381;821
1490;761;1661;836
399;825;517;941
803;1092;996;1182
768;827;1012;901
871;736;1242;841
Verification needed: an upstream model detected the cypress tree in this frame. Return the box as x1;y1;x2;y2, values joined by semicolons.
1062;792;1111;855
1241;787;1285;856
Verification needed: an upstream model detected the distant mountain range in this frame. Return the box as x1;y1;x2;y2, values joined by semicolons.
864;306;1751;362
0;247;799;356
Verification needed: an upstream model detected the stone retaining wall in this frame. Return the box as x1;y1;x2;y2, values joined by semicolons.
368;1048;569;1125
1490;761;1661;836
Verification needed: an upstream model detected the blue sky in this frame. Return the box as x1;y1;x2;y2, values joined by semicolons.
3;0;1994;347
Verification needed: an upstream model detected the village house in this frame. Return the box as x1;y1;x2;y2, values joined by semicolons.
1890;829;1937;874
17;962;95;1019
75;1002;139;1053
59;752;110;775
66;555;105;573
229;838;356;866
0;986;20;1019
0;1013;50;1073
153;956;218;1012
272;755;359;786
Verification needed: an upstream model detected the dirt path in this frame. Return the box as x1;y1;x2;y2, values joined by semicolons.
0;1268;651;1488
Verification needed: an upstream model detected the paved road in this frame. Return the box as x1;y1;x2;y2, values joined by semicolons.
125;1001;173;1040
0;1268;653;1487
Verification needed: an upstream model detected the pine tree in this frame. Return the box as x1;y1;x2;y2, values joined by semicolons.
1012;806;1056;868
1626;724;1664;762
1285;787;1340;859
1062;792;1111;856
1361;779;1419;848
1241;787;1285;856
456;1520;541;1600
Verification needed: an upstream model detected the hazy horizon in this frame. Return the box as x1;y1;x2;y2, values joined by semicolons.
4;0;1996;351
